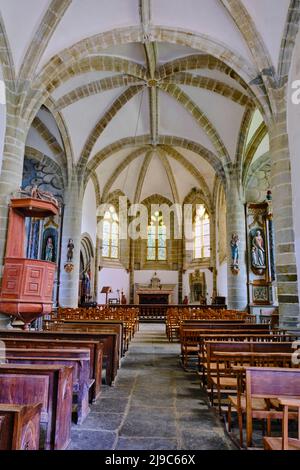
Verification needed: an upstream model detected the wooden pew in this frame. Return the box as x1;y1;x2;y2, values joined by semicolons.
219;354;298;448
0;337;103;402
263;397;300;450
181;322;271;330
2;347;91;424
57;306;139;338
43;324;120;384
0;403;42;450
245;367;300;448
0;329;118;386
205;342;295;404
54;318;131;354
52;319;124;358
179;326;286;370
0;364;73;450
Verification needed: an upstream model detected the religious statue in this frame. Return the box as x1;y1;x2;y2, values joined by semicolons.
18;185;59;207
230;233;240;274
45;237;54;262
251;229;266;269
67;238;74;262
121;291;127;305
150;272;161;289
230;233;239;266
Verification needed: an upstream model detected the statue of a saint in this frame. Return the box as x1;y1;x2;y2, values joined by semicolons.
67;238;74;262
230;233;239;266
121;291;127;305
45;237;54;262
251;230;266;268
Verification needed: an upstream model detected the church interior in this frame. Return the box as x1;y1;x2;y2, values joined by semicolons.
0;0;300;452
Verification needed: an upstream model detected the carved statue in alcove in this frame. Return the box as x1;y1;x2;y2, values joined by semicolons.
189;269;207;304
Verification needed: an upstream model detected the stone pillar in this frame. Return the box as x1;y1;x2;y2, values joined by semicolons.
129;238;135;304
178;237;184;304
210;209;217;300
94;216;101;302
59;174;83;307
226;173;248;310
0;113;27;327
269;115;300;328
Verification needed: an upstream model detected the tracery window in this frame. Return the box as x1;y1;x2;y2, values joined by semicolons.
102;206;119;259
194;204;210;259
147;211;167;261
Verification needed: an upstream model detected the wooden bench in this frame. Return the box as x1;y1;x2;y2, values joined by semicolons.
220;355;298;448
0;337;103;402
0;363;73;450
0;328;117;386
43;325;120;384
0;403;42;450
2;347;91;424
263;397;300;450
55;318;132;353
245;367;300;448
197;333;297;378
205;342;295;406
48;319;125;357
179;327;287;370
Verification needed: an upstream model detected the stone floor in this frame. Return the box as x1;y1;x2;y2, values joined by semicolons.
68;323;235;450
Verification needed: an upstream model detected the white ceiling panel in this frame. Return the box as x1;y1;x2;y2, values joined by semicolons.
0;0;50;74
159;91;217;154
91;88;149;158
38;0;140;71
175;147;216;193
241;0;290;68
140;153;174;203
61;87;127;162
180;85;245;159
152;0;253;62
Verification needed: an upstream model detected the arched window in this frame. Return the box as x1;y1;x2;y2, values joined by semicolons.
147;211;167;261
194;204;210;259
102;206;119;259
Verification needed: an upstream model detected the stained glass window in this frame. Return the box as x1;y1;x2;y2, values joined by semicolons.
194;205;210;259
102;206;119;259
147;212;167;261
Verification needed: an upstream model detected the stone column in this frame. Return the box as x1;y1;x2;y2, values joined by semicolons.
226;172;248;310
210;209;217;300
59;173;83;308
0;112;27;327
94;216;101;302
269;113;300;328
129;238;135;304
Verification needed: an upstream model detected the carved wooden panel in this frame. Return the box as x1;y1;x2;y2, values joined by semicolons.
0;404;41;450
23;265;43;297
1;264;23;297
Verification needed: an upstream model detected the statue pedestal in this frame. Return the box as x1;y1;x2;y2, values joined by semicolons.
0;196;59;329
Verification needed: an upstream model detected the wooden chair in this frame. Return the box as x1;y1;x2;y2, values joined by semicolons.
245;367;300;449
263;397;300;450
224;353;293;448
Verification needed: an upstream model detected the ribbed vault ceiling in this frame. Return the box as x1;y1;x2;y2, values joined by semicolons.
0;0;284;204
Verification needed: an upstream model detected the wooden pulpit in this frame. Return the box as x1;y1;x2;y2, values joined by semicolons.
0;196;59;329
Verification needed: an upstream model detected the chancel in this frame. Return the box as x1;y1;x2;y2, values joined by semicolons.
0;0;300;453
